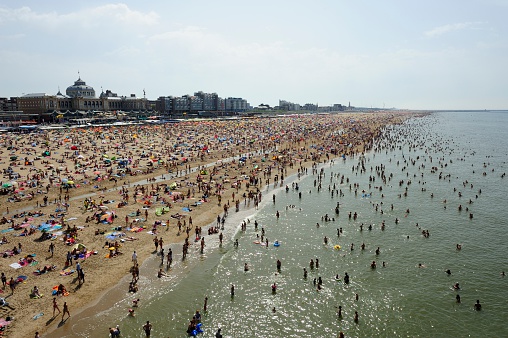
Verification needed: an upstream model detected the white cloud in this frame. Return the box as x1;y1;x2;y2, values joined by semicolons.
147;26;365;76
424;22;483;38
0;4;158;29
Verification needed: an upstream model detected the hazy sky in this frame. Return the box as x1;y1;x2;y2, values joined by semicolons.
1;1;507;110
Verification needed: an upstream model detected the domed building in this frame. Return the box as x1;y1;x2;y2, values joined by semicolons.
66;76;95;98
16;75;151;123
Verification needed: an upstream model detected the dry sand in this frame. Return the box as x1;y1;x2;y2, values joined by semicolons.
0;112;414;337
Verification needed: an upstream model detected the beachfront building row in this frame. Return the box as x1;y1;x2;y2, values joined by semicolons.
156;92;251;117
277;99;346;112
1;77;253;124
9;77;152;124
0;97;47;125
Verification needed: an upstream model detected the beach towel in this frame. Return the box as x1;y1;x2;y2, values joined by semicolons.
0;318;12;326
38;223;51;231
2;251;14;258
7;275;27;284
32;312;44;320
78;251;93;260
47;225;62;232
9;263;21;269
59;268;75;276
122;237;139;241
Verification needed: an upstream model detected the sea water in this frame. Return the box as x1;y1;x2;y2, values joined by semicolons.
59;112;508;338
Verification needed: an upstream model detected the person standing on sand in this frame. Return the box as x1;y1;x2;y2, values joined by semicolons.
9;277;15;294
153;236;158;252
62;302;70;321
48;242;54;256
76;261;82;276
158;237;164;253
52;297;61;317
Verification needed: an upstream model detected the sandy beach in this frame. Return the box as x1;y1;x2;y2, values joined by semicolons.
0;112;413;337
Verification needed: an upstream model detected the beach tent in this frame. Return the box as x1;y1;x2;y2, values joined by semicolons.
72;243;86;251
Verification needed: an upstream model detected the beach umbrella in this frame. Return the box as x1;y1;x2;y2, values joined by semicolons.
70;145;78;150
67;180;74;185
2;183;12;188
94;171;101;175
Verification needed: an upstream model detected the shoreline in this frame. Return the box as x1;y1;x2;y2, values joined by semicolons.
0;112;415;337
45;174;274;337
